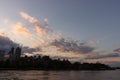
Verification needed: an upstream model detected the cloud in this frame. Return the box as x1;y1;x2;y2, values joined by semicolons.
20;12;38;24
20;12;49;41
0;35;19;52
22;46;41;53
81;37;106;46
86;53;120;59
19;12;62;48
51;38;95;54
0;31;5;36
35;24;48;37
4;19;10;24
44;18;49;26
12;23;33;37
83;57;120;66
0;35;41;54
106;61;120;67
52;56;80;60
20;12;47;36
114;48;120;53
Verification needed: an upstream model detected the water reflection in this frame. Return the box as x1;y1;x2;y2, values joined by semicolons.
42;71;50;80
0;70;120;80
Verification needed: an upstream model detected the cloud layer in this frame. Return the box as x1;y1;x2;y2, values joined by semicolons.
86;53;120;60
51;38;95;54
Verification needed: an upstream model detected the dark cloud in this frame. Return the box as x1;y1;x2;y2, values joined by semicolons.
0;35;41;53
86;53;120;59
52;56;79;60
114;48;120;53
0;35;19;52
22;46;41;53
51;38;95;54
106;61;120;67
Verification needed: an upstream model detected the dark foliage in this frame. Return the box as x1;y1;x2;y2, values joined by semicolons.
0;55;113;70
0;47;113;70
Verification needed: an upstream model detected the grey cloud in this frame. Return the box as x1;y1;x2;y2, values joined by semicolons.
0;35;41;53
52;56;80;60
106;61;120;67
51;38;95;54
22;46;41;53
0;35;19;52
86;53;120;59
114;48;120;53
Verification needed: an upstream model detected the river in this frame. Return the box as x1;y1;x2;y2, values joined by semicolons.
0;70;120;80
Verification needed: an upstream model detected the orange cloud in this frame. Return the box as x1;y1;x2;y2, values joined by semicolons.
20;12;48;38
0;31;5;36
20;12;38;24
12;23;32;37
19;12;62;48
35;24;48;37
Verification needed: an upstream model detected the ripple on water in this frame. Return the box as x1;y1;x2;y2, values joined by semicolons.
0;70;120;80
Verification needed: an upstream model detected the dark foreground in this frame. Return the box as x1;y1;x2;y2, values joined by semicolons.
0;55;114;70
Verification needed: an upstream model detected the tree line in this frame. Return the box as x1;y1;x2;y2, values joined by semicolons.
0;55;113;70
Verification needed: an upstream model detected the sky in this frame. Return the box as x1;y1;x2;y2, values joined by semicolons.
0;0;120;66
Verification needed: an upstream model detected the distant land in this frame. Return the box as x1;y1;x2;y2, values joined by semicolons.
0;47;117;71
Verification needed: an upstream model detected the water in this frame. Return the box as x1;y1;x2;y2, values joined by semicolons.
0;70;120;80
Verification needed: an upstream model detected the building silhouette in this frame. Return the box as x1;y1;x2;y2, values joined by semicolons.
9;47;21;61
9;47;15;61
0;50;5;61
15;47;21;60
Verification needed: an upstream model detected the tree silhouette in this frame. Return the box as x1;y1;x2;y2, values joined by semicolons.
0;47;114;70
